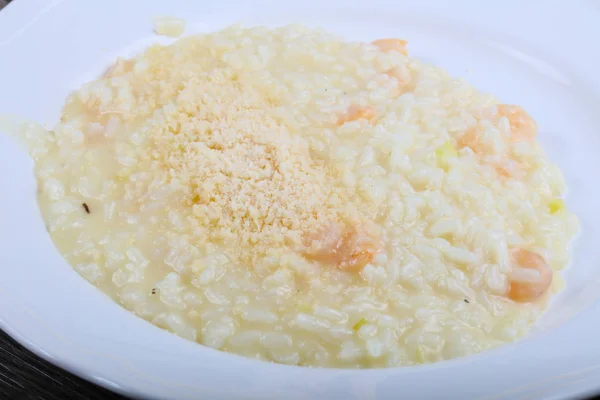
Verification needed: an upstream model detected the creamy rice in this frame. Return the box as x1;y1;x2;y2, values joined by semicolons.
24;25;578;368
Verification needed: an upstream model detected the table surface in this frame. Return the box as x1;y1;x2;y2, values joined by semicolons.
0;330;126;400
0;0;598;399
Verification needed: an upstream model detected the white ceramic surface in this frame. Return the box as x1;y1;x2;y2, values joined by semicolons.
1;0;599;399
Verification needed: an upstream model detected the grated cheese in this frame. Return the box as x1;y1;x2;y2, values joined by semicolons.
79;41;368;264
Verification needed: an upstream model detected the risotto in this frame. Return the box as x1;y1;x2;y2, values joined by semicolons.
22;25;578;368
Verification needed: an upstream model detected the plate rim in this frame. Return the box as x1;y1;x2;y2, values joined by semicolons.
1;0;600;399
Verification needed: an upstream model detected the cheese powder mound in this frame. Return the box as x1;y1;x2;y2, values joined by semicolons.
138;67;358;262
64;34;373;265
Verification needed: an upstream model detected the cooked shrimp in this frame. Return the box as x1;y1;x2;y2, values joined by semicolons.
372;38;408;56
459;128;524;179
497;104;537;142
483;155;524;179
458;128;483;154
305;224;381;272
337;105;376;125
507;248;553;303
493;164;517;179
386;66;411;86
495;161;523;179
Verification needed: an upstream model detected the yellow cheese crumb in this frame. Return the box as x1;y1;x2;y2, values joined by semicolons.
352;317;367;331
548;198;566;214
436;140;457;170
297;302;312;313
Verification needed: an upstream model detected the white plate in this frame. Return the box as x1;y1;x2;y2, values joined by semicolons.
1;0;600;399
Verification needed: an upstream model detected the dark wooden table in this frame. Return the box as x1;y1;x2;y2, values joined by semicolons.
0;0;598;399
0;330;126;399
